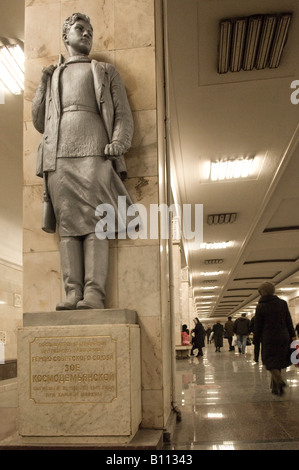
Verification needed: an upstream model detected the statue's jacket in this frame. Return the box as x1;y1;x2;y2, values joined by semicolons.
32;59;134;235
32;59;134;178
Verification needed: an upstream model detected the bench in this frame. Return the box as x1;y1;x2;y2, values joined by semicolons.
175;345;192;359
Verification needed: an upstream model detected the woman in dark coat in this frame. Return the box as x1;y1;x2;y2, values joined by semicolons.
254;282;296;395
191;318;205;357
212;321;224;352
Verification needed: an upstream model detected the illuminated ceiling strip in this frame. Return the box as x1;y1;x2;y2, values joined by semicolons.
210;157;254;181
0;44;24;95
201;242;231;250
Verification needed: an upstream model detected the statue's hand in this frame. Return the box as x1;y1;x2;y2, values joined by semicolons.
41;65;57;83
104;142;125;157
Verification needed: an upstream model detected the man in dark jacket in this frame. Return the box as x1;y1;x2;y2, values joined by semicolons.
250;315;260;362
224;316;234;351
254;282;296;395
233;313;250;354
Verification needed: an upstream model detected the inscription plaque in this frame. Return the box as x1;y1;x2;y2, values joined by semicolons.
29;335;117;404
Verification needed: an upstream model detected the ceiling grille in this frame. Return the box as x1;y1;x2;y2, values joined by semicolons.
218;13;292;74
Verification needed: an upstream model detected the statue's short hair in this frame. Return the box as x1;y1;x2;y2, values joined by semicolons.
62;13;93;40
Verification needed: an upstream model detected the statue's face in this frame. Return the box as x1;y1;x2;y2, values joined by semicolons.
64;19;93;55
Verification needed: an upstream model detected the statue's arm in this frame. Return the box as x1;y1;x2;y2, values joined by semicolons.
108;69;134;154
32;65;56;134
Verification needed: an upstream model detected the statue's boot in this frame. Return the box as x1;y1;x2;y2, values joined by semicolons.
76;234;108;310
56;237;84;311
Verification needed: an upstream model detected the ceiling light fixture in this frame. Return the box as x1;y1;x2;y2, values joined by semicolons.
210;157;255;181
197;295;216;299
230;18;247;72
207;213;237;225
255;15;277;69
268;13;292;68
201;242;231;250
0;40;24;95
243;15;263;70
218;13;292;74
200;271;223;276
204;259;224;265
197;286;218;290
218;20;232;73
277;287;298;291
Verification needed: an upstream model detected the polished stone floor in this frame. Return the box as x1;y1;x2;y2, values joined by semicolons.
0;378;18;443
164;341;299;450
1;342;299;450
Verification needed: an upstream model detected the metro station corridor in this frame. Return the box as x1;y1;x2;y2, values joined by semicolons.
164;341;299;451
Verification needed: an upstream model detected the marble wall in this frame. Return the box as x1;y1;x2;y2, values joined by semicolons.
0;260;22;362
23;0;172;429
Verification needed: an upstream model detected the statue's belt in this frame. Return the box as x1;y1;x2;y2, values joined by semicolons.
63;104;98;114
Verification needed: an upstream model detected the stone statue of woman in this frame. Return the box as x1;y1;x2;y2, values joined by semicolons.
32;13;134;311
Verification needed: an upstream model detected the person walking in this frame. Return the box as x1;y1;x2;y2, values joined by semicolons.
250;315;260;362
254;282;296;396
191;318;205;357
224;316;235;351
233;313;250;354
212;321;224;352
205;326;212;344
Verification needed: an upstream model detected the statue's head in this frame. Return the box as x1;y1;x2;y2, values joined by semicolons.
62;13;93;56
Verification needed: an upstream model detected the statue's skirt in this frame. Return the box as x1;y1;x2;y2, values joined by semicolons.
47;156;134;238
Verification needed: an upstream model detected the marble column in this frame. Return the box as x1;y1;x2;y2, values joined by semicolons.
181;267;190;330
23;0;171;430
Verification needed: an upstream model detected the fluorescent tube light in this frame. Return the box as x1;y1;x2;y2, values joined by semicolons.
207;213;237;224
198;286;218;290
268;13;292;68
200;271;223;276
218;20;232;74
210;157;255;181
218;13;292;74
243;16;263;70
230;18;247;72
255;15;277;69
201;242;231;250
278;287;298;291
0;43;24;95
204;259;224;265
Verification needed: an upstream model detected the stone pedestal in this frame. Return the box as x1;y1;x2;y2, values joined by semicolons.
18;309;141;444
